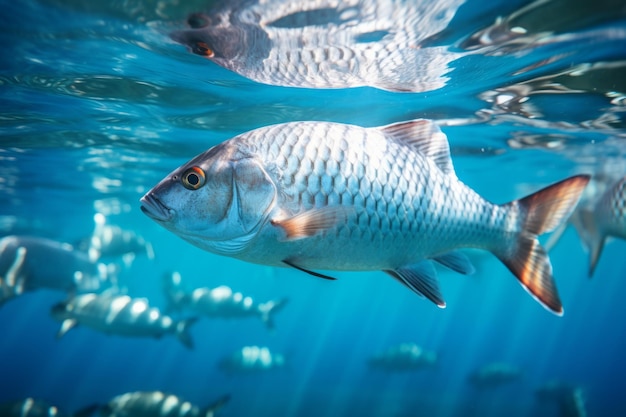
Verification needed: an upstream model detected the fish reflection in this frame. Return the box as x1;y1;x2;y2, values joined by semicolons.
480;61;626;120
164;271;288;329
141;119;589;314
462;0;626;53
0;235;115;307
171;0;465;91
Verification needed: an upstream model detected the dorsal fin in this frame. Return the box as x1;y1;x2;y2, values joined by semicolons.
380;119;456;177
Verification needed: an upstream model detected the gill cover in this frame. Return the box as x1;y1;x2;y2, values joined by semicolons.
203;157;276;254
232;158;277;232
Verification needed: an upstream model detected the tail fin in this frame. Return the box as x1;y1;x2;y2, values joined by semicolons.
259;298;289;329
496;175;590;315
201;394;231;417
175;317;199;349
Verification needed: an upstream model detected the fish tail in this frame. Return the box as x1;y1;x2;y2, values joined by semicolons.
259;298;289;330
496;175;590;315
175;317;199;349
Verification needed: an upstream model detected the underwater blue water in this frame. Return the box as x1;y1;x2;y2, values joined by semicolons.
1;0;626;416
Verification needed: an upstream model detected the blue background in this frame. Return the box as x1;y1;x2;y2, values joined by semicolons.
1;0;625;416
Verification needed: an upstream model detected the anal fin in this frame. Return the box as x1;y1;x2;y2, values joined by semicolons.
385;261;446;308
432;251;476;275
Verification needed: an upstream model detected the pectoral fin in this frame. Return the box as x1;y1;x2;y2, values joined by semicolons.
283;259;337;280
385;261;446;308
272;206;352;240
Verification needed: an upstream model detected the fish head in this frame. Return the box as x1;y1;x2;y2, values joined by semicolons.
140;143;277;256
170;11;270;70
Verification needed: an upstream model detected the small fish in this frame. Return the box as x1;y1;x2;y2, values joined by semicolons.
0;235;114;307
85;391;229;417
77;213;155;265
571;175;626;277
219;345;285;373
468;362;523;387
170;0;464;91
164;271;288;329
368;342;437;371
140;119;589;314
536;380;587;417
50;292;197;349
0;398;70;417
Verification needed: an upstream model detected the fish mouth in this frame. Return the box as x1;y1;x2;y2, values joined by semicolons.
140;193;173;222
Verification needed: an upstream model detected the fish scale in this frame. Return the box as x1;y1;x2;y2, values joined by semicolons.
141;119;589;313
237;121;496;261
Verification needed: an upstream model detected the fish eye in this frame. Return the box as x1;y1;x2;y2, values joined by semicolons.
192;41;215;58
181;166;206;190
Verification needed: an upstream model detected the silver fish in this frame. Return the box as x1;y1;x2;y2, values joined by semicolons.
170;0;464;92
368;342;436;371
536;380;587;417
164;271;288;329
0;398;69;417
219;345;285;373
77;213;155;266
94;391;229;417
468;362;523;387
51;292;197;349
140;119;589;314
572;175;626;276
0;235;113;307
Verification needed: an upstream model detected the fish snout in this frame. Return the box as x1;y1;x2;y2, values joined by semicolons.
140;193;173;222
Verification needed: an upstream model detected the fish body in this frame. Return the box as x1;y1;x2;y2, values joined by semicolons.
468;362;522;387
0;235;112;306
536;381;587;417
50;292;197;349
78;213;155;265
0;398;69;417
164;272;287;329
141;119;589;314
573;175;626;276
171;0;464;91
219;345;285;372
95;391;229;417
368;342;436;371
